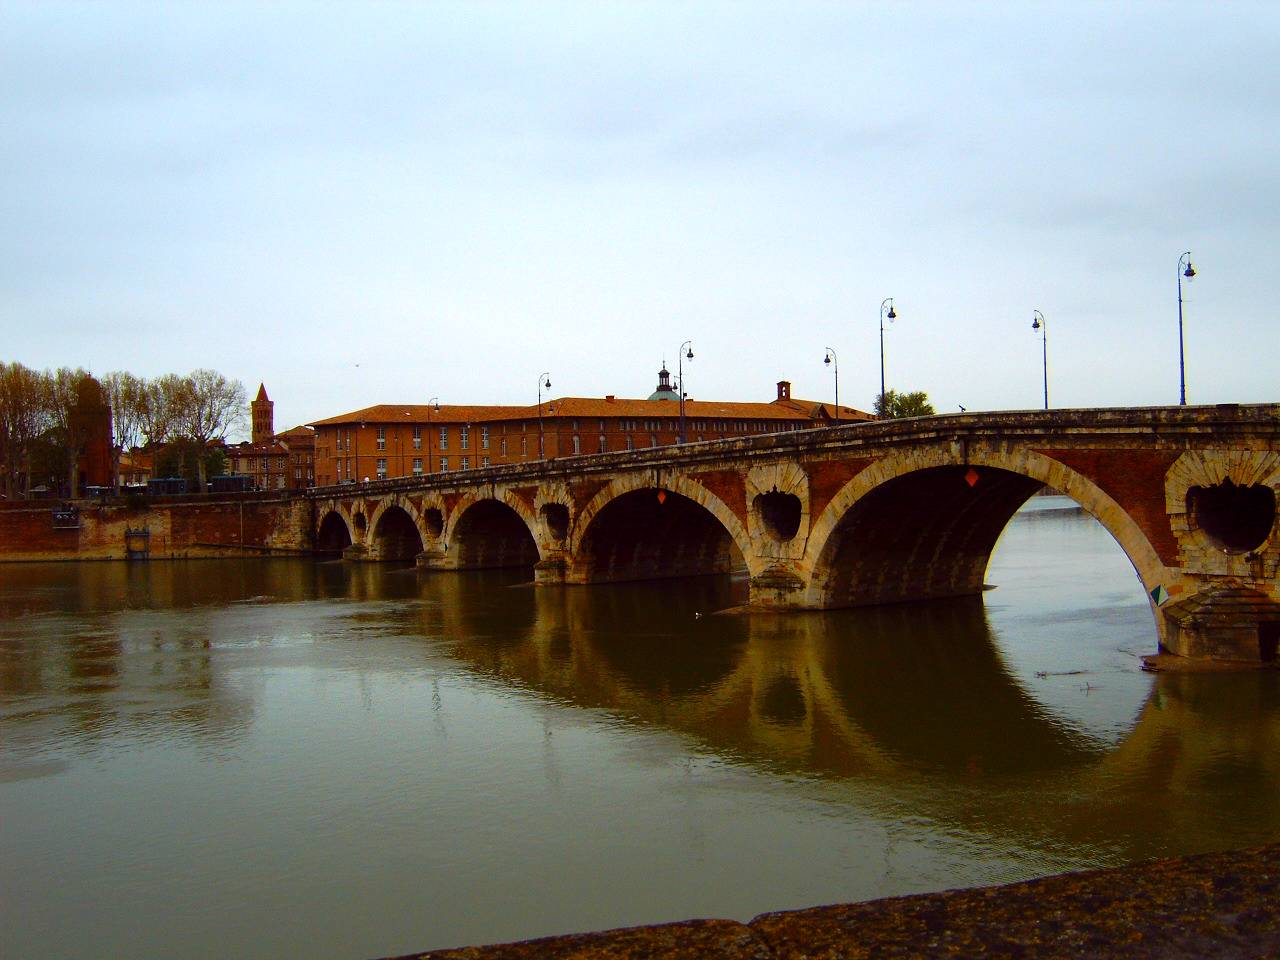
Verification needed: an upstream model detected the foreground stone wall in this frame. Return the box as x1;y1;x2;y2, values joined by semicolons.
386;844;1280;959
0;496;312;561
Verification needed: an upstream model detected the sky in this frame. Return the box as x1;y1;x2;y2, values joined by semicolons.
2;2;1277;439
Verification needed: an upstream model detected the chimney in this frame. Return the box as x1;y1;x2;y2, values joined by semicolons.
776;380;791;401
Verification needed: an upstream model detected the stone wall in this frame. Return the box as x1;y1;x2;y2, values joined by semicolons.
0;496;313;561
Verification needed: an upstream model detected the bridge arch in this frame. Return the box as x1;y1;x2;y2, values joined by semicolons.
367;502;425;561
444;493;540;570
803;446;1167;611
568;474;753;584
316;509;353;554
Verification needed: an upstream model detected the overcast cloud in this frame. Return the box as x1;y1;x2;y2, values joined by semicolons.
2;1;1276;435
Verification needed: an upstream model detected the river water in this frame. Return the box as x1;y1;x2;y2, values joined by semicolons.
2;496;1279;959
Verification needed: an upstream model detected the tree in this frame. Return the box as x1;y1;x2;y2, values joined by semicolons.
140;373;186;450
875;390;936;419
0;362;53;499
174;369;245;491
154;436;225;488
103;371;146;489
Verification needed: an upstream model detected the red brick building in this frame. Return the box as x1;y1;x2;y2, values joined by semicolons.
309;371;870;486
230;385;316;490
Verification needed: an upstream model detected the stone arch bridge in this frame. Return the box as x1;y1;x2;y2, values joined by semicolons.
308;405;1280;663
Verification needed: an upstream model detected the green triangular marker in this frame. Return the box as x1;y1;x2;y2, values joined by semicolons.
1150;585;1169;606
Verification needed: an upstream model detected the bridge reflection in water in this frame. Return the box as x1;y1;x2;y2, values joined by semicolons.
406;573;1278;857
6;553;1277;865
7;552;1269;860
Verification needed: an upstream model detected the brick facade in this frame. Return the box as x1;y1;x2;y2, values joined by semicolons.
308;375;871;488
230;385;316;490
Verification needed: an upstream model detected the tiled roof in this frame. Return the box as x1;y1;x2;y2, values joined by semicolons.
308;404;532;426
775;396;875;421
119;450;153;469
307;395;844;427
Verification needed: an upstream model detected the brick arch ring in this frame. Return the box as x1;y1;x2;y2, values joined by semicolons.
364;494;427;546
568;472;755;579
802;445;1170;602
440;489;544;559
315;501;358;542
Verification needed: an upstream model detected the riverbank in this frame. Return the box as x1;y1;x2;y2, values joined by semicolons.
386;844;1280;958
0;495;310;561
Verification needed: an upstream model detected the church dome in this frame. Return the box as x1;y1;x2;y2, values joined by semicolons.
647;364;679;401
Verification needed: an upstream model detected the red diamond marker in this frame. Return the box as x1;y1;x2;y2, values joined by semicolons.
965;468;980;488
657;490;667;504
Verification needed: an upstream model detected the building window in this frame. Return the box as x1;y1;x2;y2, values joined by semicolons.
413;426;422;449
598;435;606;453
521;435;527;456
460;426;470;450
412;458;423;476
481;456;490;467
377;427;386;450
376;458;387;480
650;435;657;447
625;435;633;451
460;457;470;470
440;457;449;472
295;468;301;480
439;427;448;450
480;426;489;450
572;435;581;454
501;437;507;456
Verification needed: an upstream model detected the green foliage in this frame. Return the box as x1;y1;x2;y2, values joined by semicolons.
875;390;936;419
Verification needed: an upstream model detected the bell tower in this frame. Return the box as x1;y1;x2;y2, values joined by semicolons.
251;383;274;444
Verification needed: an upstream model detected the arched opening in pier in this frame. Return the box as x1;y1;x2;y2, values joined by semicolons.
1188;481;1275;553
450;499;539;570
816;466;1045;607
371;505;424;562
316;511;353;555
573;488;739;583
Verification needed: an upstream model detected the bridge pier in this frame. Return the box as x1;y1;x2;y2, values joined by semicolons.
415;545;450;570
533;555;568;585
748;563;810;610
1159;585;1280;663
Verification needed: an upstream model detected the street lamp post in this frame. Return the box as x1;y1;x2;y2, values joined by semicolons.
356;422;365;483
823;348;839;423
1177;251;1196;405
879;297;897;410
677;341;693;443
537;372;551;459
426;397;439;474
1031;310;1048;410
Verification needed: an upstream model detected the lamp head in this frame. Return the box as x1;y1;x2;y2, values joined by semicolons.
1184;261;1196;279
824;354;831;366
1032;316;1041;331
544;378;551;389
886;304;896;321
686;347;693;360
